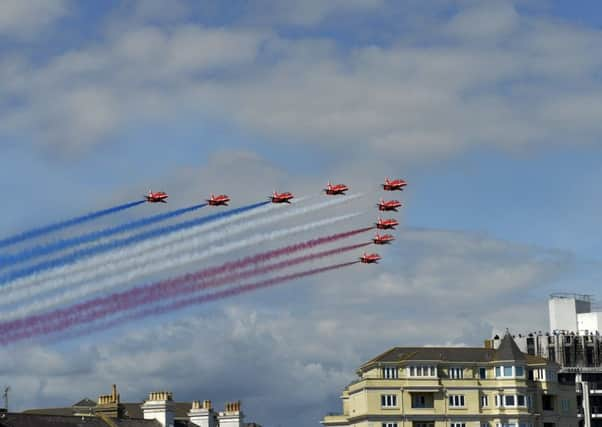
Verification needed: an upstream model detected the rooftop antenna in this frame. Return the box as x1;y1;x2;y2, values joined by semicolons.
2;386;10;411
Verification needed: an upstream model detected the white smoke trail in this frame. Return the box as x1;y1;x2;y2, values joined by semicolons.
1;212;361;320
0;195;359;308
0;201;280;297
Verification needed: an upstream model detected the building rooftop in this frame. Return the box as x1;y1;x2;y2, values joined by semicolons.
361;333;548;370
0;413;161;427
495;332;526;362
24;402;194;420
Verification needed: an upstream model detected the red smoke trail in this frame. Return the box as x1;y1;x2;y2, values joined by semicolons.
0;227;372;334
42;260;361;345
0;227;374;334
0;229;372;344
0;242;368;343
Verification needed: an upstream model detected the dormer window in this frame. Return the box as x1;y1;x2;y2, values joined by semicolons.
382;367;398;379
449;367;464;379
494;365;525;378
407;365;437;377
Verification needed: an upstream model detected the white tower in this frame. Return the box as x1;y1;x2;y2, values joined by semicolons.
548;293;592;332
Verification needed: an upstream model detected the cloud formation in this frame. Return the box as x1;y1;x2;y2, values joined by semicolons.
1;1;602;158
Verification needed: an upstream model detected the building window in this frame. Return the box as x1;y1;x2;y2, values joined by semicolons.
450;423;466;427
482;423;489;427
383;367;398;379
542;395;554;411
449;367;464;379
481;395;489;407
449;395;465;408
408;365;437;377
495;365;525;378
479;367;487;379
517;395;526;407
381;395;397;408
532;368;547;381
412;394;428;408
505;395;515;407
382;424;398;427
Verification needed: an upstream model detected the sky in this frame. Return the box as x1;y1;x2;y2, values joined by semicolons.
1;1;602;426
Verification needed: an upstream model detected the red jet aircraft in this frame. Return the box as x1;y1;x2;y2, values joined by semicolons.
377;198;402;212
145;190;168;203
270;191;294;204
375;218;399;230
373;233;395;245
360;252;381;264
207;194;230;206
382;177;407;191
324;182;349;195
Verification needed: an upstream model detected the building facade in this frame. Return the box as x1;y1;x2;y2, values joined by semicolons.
322;334;577;427
489;294;602;427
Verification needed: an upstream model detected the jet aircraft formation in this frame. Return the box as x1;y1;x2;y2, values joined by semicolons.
147;178;406;266
0;177;406;345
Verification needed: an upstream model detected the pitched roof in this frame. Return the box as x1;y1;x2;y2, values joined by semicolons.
494;333;525;362
361;335;544;369
73;398;96;408
24;402;193;419
362;347;497;367
0;413;160;427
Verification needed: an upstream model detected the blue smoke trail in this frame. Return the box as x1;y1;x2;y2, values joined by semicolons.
0;203;208;268
0;201;270;286
0;200;145;250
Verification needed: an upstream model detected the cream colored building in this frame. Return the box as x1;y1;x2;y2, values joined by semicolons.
322;334;577;427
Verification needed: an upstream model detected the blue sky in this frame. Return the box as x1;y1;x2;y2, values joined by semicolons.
1;1;602;426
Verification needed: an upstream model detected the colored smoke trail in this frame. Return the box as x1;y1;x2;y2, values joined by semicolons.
1;214;362;320
0;200;145;249
1;195;361;308
0;201;270;286
0;246;361;344
0;203;208;267
54;260;360;345
1;201;277;296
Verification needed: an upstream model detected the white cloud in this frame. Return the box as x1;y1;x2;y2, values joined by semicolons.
0;0;69;39
447;1;520;40
3;1;602;159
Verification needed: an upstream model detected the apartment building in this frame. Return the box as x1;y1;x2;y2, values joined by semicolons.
322;333;576;427
489;293;602;427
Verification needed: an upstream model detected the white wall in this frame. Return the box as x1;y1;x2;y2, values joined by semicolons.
549;297;579;332
578;312;602;334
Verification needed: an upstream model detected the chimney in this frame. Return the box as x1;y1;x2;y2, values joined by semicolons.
188;400;216;427
218;401;243;427
141;391;175;427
